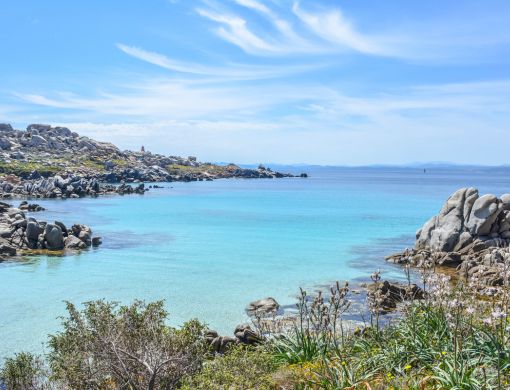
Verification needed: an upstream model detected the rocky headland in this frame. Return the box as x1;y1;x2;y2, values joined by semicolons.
0;123;301;199
387;187;510;286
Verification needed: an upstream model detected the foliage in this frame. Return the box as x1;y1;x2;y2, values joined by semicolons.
181;345;280;390
47;299;207;390
5;267;510;389
0;161;61;177
0;352;47;390
264;271;510;389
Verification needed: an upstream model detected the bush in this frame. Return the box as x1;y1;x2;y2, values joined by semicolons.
48;299;207;389
181;345;280;390
0;352;47;390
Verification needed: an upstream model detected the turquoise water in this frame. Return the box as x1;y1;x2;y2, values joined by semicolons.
2;166;510;359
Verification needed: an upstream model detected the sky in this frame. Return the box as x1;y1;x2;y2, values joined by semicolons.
0;0;509;165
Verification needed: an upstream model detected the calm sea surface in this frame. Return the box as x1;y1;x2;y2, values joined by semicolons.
2;166;510;359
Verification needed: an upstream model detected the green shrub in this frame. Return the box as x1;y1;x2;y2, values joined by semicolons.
182;345;280;389
0;352;47;390
48;299;207;390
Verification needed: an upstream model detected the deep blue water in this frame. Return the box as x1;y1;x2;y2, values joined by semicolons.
1;165;510;359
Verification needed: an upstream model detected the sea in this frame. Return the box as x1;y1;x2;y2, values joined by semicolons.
2;165;510;359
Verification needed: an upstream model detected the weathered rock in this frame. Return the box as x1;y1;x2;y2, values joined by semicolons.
26;220;42;242
465;194;500;236
234;324;263;345
368;281;424;312
0;138;13;150
0;123;13;132
205;330;237;354
246;297;280;316
64;235;87;249
0;244;16;256
44;223;64;250
54;221;68;236
29;135;48;147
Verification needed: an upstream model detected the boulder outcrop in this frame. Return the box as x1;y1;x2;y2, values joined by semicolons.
388;188;510;286
0;200;101;260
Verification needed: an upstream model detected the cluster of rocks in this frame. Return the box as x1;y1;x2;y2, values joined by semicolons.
0;201;101;259
0;123;302;199
205;297;280;354
367;280;424;313
206;324;263;354
387;188;510;286
0;174;148;199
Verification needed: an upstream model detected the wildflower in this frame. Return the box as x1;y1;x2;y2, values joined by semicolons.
483;317;493;326
341;361;347;366
404;364;412;370
441;351;446;356
492;308;506;319
466;306;475;314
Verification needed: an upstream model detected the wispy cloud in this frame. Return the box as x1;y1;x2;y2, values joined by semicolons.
196;8;281;54
117;42;320;80
291;2;386;55
117;43;214;75
196;0;510;62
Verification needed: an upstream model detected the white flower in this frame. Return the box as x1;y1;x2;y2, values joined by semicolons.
492;309;506;319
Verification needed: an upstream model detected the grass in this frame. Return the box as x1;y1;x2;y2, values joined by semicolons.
0;161;62;177
165;163;238;176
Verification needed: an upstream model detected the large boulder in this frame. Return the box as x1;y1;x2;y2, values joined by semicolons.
44;223;64;250
416;188;478;252
27;124;51;132
26;220;42;242
64;235;87;250
29;134;48;147
0;123;13;132
0;138;12;150
465;194;501;236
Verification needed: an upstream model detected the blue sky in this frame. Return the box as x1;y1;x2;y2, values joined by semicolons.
1;0;509;165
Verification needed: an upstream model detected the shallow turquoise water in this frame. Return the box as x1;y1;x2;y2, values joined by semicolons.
2;166;510;359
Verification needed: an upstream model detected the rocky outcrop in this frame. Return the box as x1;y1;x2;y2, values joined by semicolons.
367;281;424;313
206;324;263;354
413;188;510;253
0;123;300;199
388;188;510;286
0;174;149;199
0;200;101;260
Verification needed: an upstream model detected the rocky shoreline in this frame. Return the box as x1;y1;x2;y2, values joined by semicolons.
0;200;101;260
387;187;510;287
0;123;304;199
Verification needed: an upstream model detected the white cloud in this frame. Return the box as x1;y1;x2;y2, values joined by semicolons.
291;2;386;55
234;0;274;17
197;8;280;54
15;77;510;164
117;43;315;80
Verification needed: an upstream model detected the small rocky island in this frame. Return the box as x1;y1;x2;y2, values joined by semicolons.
388;187;510;286
0;123;301;199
